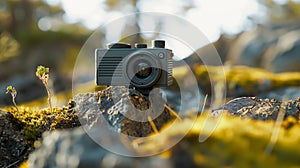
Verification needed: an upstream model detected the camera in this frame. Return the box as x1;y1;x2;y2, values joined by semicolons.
95;40;173;92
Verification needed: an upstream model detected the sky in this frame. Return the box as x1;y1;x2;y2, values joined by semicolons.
43;0;267;58
45;0;266;40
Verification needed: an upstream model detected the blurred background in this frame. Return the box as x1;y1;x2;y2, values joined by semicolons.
1;0;300;106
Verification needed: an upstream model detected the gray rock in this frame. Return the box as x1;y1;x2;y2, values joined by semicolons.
74;86;172;137
259;87;300;100
212;97;300;120
28;128;171;168
262;30;300;72
227;25;300;73
226;27;278;68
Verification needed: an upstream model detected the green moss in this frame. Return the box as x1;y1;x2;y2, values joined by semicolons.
1;100;80;141
192;65;300;96
138;113;300;167
24;125;41;141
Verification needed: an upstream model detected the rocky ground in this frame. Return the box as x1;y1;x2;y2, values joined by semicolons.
0;86;174;167
1;66;300;167
28;95;300;167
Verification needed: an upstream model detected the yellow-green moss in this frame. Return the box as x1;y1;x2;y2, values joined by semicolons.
18;160;28;168
192;65;300;96
1;102;80;141
137;113;300;167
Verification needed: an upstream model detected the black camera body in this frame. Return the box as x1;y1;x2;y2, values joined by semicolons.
95;40;173;91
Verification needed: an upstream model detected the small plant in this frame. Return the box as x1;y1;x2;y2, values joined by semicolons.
6;85;19;113
36;65;52;112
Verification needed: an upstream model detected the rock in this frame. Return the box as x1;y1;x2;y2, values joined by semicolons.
74;86;172;137
0;110;32;168
28;127;171;168
227;24;300;73
226;26;278;68
212;97;300;120
259;87;300;100
263;30;300;72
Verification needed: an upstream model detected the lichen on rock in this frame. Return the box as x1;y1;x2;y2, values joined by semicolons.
212;97;300;121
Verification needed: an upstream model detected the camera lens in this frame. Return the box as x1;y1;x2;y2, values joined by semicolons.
124;51;161;88
136;62;152;79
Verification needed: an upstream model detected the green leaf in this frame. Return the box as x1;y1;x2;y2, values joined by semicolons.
36;65;50;77
6;85;15;94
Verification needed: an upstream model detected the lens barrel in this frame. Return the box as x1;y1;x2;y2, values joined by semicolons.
124;52;161;88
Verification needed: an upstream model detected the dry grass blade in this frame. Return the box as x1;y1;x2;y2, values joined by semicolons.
265;98;287;155
164;104;182;120
148;116;159;134
201;94;208;113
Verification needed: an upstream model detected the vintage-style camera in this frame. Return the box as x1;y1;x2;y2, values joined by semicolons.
95;40;173;92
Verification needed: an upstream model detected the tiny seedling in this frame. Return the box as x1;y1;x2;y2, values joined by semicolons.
6;85;19;113
36;65;52;112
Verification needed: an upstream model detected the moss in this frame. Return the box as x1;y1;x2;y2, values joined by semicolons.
192;65;300;96
19;161;28;168
24;125;41;141
1;100;80;141
0;100;80;168
137;113;300;167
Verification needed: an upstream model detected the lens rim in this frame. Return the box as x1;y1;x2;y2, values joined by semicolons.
124;51;162;88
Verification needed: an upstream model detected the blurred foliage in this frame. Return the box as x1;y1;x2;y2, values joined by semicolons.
259;0;300;22
0;0;89;35
104;0;135;11
0;32;20;61
0;0;93;105
0;0;90;61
